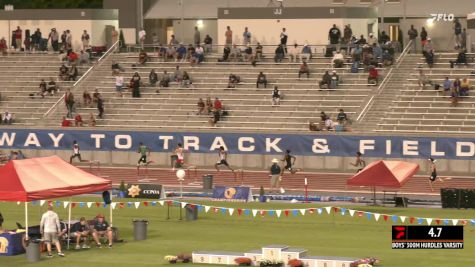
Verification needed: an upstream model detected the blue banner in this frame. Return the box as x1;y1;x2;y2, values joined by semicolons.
0;128;475;159
212;186;252;201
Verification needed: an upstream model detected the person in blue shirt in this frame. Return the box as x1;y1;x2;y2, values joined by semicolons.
443;77;452;95
269;158;282;193
176;43;187;62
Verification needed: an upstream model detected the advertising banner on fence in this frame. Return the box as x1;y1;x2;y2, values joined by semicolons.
1;128;475;159
126;184;163;199
213;186;252;202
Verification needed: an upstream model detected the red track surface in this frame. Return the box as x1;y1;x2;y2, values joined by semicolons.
79;165;475;196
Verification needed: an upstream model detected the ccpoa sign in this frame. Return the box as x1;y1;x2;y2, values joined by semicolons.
127;184;163;199
430;13;455;22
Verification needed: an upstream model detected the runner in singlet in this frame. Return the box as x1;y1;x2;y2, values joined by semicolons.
215;146;234;172
428;158;451;191
350;152;366;172
69;140;83;164
174;143;185;169
281;149;297;175
137;142;153;172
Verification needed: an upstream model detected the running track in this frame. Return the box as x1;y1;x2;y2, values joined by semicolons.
79;165;475;197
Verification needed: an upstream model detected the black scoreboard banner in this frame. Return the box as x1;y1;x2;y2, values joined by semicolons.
392;226;464;249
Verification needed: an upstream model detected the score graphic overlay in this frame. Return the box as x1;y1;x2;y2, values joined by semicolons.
392;226;463;249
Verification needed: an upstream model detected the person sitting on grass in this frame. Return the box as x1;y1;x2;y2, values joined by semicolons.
227;74;240;88
138;49;148;65
298;61;310;79
71;217;90;250
367;66;379;85
256;72;267;88
92;214;113;248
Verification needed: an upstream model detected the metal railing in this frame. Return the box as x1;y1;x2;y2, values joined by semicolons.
356;67;393;122
396;39;413;66
43;41;119;118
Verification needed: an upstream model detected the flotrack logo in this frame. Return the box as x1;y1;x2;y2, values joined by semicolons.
430;13;455;22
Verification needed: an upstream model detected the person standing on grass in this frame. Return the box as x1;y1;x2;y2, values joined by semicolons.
350;152;366;172
215;146;234;172
269;158;282;193
40;205;65;258
137;142;153;172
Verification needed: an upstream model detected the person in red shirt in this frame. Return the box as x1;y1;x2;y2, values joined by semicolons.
214;97;222;111
62;116;72;127
368;66;379;85
14;26;22;49
0;37;7;55
68;51;78;64
74;113;83;127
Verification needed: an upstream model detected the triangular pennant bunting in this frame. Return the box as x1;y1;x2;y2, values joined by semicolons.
252;210;258;217
181;202;187;208
349;210;355;217
63;201;69;209
87;202;93;208
205;206;210;213
400;216;407;223
299;209;306;215
426;218;433;225
374;213;381;221
228;208;234;216
325;207;332;214
276;210;282;218
134;202;140;209
111;203;117;209
452;219;459;226
40;200;46;206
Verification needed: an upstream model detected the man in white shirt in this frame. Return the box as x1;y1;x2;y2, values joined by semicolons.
288;43;299;63
195;45;204;63
138;28;146;48
40;206;65;258
367;33;377;46
115;75;124;97
332;50;345;68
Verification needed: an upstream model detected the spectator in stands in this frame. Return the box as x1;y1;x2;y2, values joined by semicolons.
31;28;42;51
173;65;183;82
81;30;90;50
450;49;467;68
461;28;467;49
113;74;124;98
79;50;90;65
49;28;59;52
74;113;83;127
221;45;231;62
227;74;240;88
169;35;179;46
367;66;379;85
225;26;233;46
0;37;7;55
454;19;462;49
194;26;201;46
275;44;285;63
158;44;167;61
68;64;79;81
89;113;96;126
324;116;335;131
97;95;105;118
372;43;382;60
204;34;213;53
197;98;205;115
424;48;435;68
271;86;281;106
205;97;213;114
149;69;158;86
382;49;393;66
330;70;340;89
255;42;263;61
420;27;428;48
60;31;67;50
195;44;205;63
2;111;12;124
243;27;251;45
300;44;312;62
24;30;31;51
59;64;69;81
61;116;71;127
47;78;57;95
443;77;452;95
453;78;461;91
244;45;253;62
209;108;220;127
14;26;22;50
417;68;432;89
139;49;148;65
298;61;310;79
256;72;268;88
460;78;470;97
181;71;192;88
328;24;341;48
83;89;92;106
379;31;390;45
408;25;418;53
138;28;146;48
230;44;241;62
356;34;366;45
165;45;176;62
159;70;170;91
38;79;47;98
176;43;187;62
186;44;195;62
352;44;362;62
343;25;352;45
214;97;223;112
67;50;78;65
288;44;299;63
64;89;74;118
320;111;329;121
332;50;344;68
337;109;347;125
65;30;72;50
450;85;459;107
92;89;101;103
111;60;124;74
319;71;332;89
367;33;377;46
130;72;141;98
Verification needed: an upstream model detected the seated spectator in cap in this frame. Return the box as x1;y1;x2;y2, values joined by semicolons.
287;44;299;63
227;74;240;88
71;217;90;250
332;50;345;68
61;116;71;127
255;42;263;61
230;44;241;62
74;113;83;127
256;72;267;88
274;44;285;63
197;98;205;115
138;49;148;65
271;86;281;106
330;70;340;89
92;214;113;248
300;44;312;62
2;111;12;124
367;66;379;85
176;43;187;62
59;64;69;81
298;61;310;79
319;71;332;89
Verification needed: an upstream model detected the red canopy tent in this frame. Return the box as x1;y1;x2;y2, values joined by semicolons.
347;160;419;204
0;156;112;244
